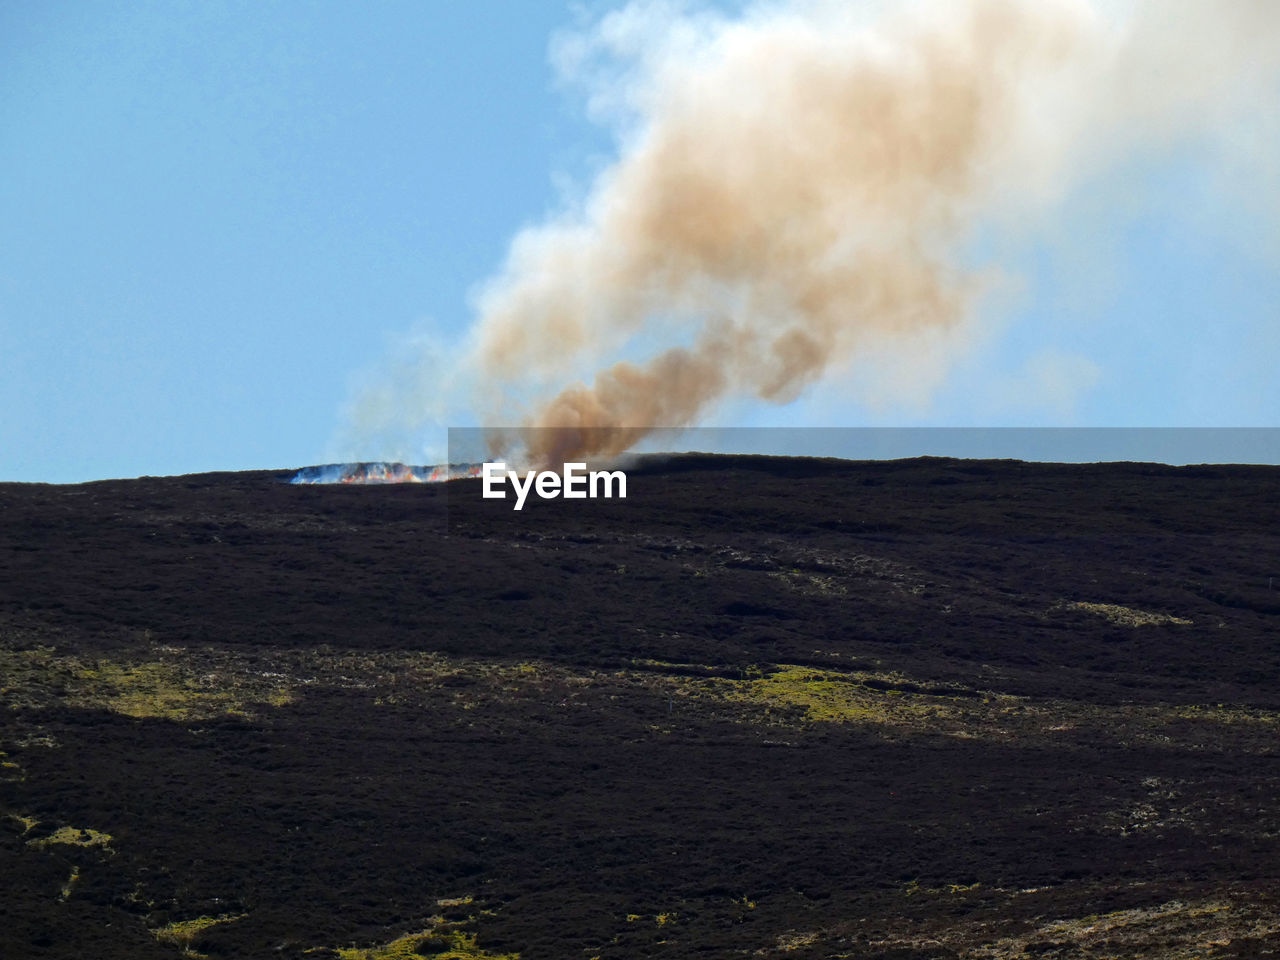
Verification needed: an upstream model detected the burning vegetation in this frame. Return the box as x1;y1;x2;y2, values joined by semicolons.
290;462;483;485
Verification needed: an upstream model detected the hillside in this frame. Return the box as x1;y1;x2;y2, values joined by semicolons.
2;455;1278;959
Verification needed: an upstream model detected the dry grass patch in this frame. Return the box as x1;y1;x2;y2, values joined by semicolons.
969;899;1274;959
1064;601;1192;627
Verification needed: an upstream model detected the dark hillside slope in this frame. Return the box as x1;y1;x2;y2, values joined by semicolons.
2;455;1278;958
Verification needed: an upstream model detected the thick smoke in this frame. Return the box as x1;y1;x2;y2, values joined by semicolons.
358;1;1280;466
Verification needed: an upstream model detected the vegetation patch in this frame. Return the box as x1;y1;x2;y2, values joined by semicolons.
769;569;848;596
0;644;294;721
27;825;113;851
903;880;983;897
968;899;1276;959
323;895;515;960
6;812;39;835
718;665;988;730
1163;702;1279;725
0;749;21;778
58;864;80;901
153;913;246;957
825;890;1280;958
776;930;820;951
333;929;517;960
436;896;474;908
654;660;1280;748
73;660;242;720
1063;601;1192;627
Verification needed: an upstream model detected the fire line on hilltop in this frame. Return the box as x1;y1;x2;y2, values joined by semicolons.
290;462;483;485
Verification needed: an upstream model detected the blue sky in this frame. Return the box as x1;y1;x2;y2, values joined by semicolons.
3;1;1277;482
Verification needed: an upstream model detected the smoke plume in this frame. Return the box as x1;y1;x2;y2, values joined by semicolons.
360;0;1280;466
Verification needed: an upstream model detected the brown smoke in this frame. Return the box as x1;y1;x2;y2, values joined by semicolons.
445;0;1278;465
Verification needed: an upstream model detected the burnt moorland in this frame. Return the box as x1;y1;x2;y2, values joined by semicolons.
1;454;1278;959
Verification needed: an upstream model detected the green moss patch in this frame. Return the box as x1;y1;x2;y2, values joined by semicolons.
719;665;988;729
72;660;239;720
334;929;517;960
27;825;113;850
7;812;39;835
153;913;246;957
0;644;294;721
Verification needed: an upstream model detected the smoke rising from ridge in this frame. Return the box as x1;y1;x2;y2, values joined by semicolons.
350;0;1280;466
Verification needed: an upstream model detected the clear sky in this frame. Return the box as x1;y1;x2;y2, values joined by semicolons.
3;1;1277;482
